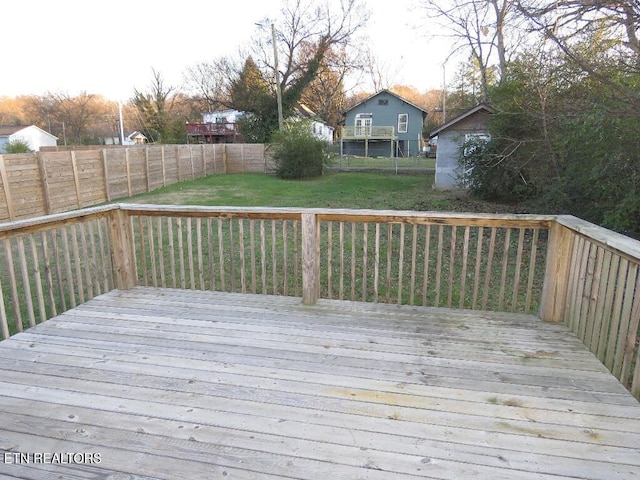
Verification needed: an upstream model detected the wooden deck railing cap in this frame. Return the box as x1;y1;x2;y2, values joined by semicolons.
0;204;119;236
555;215;640;260
117;203;557;220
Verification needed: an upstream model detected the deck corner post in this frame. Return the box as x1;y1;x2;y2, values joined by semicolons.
301;213;320;305
108;207;137;290
539;220;574;322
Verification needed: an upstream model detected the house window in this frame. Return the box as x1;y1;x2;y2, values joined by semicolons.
355;113;372;136
378;99;388;106
397;113;408;133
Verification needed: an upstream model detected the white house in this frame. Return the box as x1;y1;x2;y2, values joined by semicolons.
102;131;148;146
202;109;244;124
0;125;58;153
190;106;334;144
293;104;335;143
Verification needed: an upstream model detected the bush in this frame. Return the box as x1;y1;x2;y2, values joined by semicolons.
456;136;536;201
4;139;31;153
271;120;327;179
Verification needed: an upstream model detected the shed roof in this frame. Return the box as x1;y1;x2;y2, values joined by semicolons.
428;103;495;138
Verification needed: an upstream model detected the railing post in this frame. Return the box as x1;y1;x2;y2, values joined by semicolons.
108;208;137;290
301;213;320;305
539;220;574;322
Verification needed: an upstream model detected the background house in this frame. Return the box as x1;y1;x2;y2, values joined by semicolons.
293;104;334;143
186;106;334;144
0;125;57;153
102;131;148;146
429;104;494;189
340;90;427;157
186;109;244;144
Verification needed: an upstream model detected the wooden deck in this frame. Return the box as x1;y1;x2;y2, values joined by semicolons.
0;288;638;480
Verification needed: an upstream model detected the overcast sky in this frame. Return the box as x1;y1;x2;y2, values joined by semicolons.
2;0;455;100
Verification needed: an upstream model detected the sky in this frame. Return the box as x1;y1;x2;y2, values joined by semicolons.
2;0;456;101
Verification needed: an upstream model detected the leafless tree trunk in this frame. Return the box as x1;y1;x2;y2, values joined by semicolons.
420;0;515;100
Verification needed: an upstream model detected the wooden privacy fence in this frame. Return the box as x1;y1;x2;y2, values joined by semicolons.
0;144;273;222
0;204;638;399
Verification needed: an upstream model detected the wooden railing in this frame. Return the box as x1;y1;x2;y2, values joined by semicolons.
0;205;118;338
541;216;640;398
0;204;638;399
341;126;397;140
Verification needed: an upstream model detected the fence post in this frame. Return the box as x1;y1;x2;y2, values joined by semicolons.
125;148;132;196
0;155;14;221
101;149;111;202
70;151;82;209
108;208;137;290
36;152;52;214
223;144;228;174
145;146;151;192
301;213;320;304
539;219;574;322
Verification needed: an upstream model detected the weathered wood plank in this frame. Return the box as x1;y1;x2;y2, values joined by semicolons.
0;287;639;480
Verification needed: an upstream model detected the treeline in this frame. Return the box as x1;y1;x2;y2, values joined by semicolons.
432;0;640;237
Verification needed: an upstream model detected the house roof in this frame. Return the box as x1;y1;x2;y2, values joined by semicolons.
0;124;58;140
344;89;429;115
0;125;29;136
428;103;495;138
293;103;333;129
127;131;147;140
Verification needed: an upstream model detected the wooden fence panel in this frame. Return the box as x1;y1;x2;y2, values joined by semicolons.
44;152;83;214
162;146;179;185
0;154;46;220
105;149;129;199
75;150;108;207
127;147;148;196
0;144;270;222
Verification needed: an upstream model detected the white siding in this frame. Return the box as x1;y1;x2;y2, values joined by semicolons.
0;126;57;153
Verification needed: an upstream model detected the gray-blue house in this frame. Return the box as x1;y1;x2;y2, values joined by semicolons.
340;90;428;157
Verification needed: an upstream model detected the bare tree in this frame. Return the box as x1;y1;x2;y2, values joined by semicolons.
252;0;369;114
420;0;517;100
23;92;108;144
182;56;238;113
514;0;640;102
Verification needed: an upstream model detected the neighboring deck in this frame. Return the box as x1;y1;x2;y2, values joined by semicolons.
0;287;639;480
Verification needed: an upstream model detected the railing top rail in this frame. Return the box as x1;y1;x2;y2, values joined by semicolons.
556;215;640;261
0;204;118;237
118;204;556;228
0;203;559;234
117;204;305;220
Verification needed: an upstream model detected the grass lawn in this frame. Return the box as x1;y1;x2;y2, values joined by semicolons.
124;171;521;214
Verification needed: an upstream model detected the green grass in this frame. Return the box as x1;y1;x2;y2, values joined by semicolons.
123;172;547;314
125;172;438;211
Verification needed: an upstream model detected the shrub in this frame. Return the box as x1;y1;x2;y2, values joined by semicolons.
271;120;327;179
4;139;31;154
456;136;536;201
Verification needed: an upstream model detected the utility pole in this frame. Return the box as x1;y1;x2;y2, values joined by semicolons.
442;62;446;123
118;102;126;146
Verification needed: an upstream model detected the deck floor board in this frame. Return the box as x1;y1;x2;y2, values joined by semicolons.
0;287;639;479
